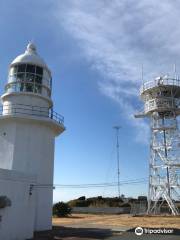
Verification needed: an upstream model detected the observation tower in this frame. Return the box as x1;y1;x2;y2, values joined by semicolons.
135;74;180;215
0;43;65;230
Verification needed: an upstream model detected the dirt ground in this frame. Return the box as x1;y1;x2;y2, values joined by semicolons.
53;213;180;228
31;214;180;239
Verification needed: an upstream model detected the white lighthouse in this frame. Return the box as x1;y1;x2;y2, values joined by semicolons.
0;43;65;231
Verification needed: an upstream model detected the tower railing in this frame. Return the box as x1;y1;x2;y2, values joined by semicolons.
140;77;180;94
0;103;64;125
144;97;179;114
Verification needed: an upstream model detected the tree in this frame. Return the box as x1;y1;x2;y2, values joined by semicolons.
53;202;72;217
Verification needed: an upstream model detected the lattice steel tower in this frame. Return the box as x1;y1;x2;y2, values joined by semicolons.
136;75;180;215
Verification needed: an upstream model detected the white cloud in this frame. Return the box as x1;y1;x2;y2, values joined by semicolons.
54;0;180;142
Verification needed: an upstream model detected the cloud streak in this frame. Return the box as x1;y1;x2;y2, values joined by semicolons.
54;0;180;142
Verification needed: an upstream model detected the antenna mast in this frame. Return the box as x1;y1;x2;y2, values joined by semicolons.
174;63;177;79
142;64;144;84
113;126;121;198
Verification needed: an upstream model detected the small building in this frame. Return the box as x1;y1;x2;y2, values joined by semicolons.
0;43;65;240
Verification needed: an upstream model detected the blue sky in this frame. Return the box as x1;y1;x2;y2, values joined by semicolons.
0;0;179;202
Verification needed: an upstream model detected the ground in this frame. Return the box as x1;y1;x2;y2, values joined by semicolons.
31;214;180;240
53;213;180;228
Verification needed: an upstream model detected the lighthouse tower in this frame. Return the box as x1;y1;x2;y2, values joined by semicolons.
0;43;65;230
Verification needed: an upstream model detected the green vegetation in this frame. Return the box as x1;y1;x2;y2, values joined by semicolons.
53;202;72;217
68;196;125;208
0;196;11;208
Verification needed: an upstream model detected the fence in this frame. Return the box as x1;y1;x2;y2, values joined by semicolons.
0;103;64;125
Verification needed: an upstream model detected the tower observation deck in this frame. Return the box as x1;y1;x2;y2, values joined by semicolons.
136;75;180;215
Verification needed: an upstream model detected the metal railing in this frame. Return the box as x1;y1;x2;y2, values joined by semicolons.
144;97;179;113
140;77;180;94
0;103;64;125
5;81;51;98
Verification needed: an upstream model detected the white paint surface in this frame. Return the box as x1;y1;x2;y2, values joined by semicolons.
0;115;58;230
0;43;65;237
0;169;36;240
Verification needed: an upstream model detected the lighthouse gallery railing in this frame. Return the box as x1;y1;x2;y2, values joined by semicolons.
0;103;64;125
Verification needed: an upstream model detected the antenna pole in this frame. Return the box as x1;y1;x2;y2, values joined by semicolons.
142;64;144;84
113;126;121;198
174;63;177;79
141;64;145;91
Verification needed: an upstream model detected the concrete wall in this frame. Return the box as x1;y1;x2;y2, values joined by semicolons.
0;117;55;231
2;92;52;109
72;207;131;214
0;120;16;169
0;168;36;240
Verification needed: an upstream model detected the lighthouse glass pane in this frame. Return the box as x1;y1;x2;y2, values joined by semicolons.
16;82;21;91
36;66;43;75
34;84;41;94
8;75;16;83
20;83;25;92
26;64;35;73
5;64;51;97
26;73;34;82
17;73;25;82
35;75;42;84
17;64;26;73
26;83;33;92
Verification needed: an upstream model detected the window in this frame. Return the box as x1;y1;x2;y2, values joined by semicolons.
35;75;42;84
17;73;25;82
20;82;25;92
26;73;34;82
36;66;43;75
17;64;26;72
16;82;21;91
34;84;41;94
26;64;35;73
6;63;50;96
8;75;16;83
26;82;33;92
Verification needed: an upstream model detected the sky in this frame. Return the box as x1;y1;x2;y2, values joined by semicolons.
0;0;180;202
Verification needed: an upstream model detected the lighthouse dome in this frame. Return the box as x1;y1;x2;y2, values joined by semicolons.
5;43;52;99
11;43;49;71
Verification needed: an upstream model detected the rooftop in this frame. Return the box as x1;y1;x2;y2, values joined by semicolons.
11;43;50;72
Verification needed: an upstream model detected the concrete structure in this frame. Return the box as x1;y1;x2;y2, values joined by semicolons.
0;43;65;239
135;75;180;215
0;169;36;239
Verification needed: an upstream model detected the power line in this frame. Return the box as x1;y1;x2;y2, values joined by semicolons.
33;178;148;189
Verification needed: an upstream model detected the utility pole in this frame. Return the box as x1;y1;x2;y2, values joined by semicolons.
113;126;121;198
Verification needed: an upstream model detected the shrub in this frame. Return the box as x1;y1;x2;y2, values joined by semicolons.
138;196;147;201
0;196;11;208
97;196;103;200
78;196;86;201
53;202;72;217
